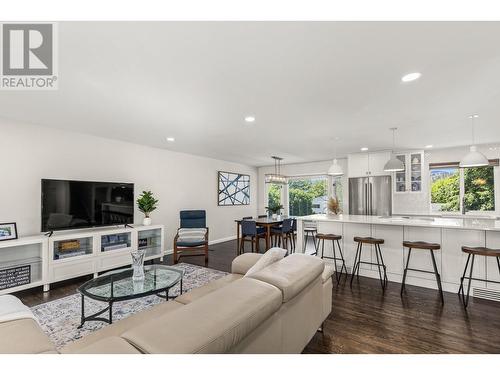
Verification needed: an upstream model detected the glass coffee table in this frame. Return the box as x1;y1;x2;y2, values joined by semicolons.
77;265;183;328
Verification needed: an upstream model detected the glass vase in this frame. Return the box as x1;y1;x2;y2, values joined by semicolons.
131;249;146;281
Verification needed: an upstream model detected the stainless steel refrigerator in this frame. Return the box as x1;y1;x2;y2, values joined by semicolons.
348;176;392;216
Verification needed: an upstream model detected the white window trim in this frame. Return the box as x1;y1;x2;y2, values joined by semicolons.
429;166;498;216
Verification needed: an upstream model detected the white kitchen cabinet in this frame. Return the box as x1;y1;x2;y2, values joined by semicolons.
394;151;424;193
348;151;391;178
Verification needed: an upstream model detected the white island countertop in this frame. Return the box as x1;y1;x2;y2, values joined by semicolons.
297;214;500;232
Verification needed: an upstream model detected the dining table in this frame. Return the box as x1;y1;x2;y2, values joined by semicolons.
234;216;287;254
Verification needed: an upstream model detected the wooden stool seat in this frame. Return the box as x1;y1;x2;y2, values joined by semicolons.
461;246;500;256
354;236;384;245
316;233;342;241
403;241;440;250
304;227;317;232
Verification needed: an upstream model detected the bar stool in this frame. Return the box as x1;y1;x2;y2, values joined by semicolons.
459;246;500;308
303;226;318;253
351;237;387;290
315;233;347;284
401;241;443;304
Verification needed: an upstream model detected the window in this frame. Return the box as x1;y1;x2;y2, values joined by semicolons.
267;183;283;209
288;176;328;216
430;163;496;213
464;166;495;212
430;167;460;212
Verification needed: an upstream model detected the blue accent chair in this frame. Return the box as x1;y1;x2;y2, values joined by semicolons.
173;210;209;264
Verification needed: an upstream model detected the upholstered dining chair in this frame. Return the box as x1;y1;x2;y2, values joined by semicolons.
173;210;209;265
239;220;266;255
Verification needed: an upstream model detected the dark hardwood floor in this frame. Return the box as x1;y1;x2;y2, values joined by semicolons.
14;239;500;354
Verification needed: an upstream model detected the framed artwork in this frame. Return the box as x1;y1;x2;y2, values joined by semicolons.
218;171;250;206
0;223;18;241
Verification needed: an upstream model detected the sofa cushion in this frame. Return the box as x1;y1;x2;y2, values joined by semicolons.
244;247;287;277
121;277;282;353
70;337;142;354
0;318;57;354
322;263;336;283
175;273;242;304
247;254;324;302
61;300;184;353
0;295;35;323
231;253;263;275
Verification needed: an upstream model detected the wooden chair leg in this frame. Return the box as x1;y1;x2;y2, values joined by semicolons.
173;244;178;264
204;243;209;265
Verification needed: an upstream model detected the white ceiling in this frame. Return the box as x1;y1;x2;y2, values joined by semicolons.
2;22;500;167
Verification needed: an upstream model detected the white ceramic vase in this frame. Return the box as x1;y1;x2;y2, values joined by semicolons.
143;217;152;226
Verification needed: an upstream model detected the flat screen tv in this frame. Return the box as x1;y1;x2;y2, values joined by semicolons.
41;179;134;232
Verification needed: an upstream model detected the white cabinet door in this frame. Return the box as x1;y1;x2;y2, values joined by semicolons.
368;151;391;176
348;153;369;178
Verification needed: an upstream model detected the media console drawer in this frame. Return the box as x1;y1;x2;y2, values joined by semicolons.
51;259;95;282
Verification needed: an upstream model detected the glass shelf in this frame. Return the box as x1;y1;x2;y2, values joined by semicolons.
101;232;131;252
54;237;93;260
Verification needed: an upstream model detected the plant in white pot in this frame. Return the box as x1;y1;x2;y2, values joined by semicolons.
137;190;159;226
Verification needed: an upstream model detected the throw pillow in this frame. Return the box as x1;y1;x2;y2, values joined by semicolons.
244;247;287;277
177;228;207;243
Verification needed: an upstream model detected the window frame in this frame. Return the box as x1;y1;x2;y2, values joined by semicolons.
429;161;499;215
285;174;333;217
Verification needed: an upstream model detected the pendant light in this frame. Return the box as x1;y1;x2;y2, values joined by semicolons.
459;114;489;168
328;138;344;176
265;156;287;184
383;127;405;172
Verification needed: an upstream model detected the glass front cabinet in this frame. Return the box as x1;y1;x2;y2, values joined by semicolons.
394;151;424;193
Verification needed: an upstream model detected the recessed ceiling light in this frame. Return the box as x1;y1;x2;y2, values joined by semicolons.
166;137;175;142
401;72;421;83
360;147;369;152
425;144;433;149
244;116;256;123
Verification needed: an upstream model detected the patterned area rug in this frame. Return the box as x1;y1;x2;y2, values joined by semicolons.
31;263;227;350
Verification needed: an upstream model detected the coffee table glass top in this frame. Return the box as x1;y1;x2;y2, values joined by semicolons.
78;265;183;301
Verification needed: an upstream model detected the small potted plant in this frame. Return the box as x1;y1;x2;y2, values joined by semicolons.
137;190;159;226
327;196;341;216
265;202;284;220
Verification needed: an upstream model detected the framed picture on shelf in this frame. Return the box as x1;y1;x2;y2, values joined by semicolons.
218;171;250;206
0;222;18;241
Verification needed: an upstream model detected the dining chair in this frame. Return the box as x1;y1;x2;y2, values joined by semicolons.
271;218;294;251
239;220;266;255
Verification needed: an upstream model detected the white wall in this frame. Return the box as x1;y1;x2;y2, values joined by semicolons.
257;159;349;214
0;120;257;248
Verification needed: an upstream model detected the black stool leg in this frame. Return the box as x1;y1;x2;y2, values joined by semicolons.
429;249;444;305
463;254;475;308
374;243;386;291
321;238;325;259
458;253;471;296
337;240;348;277
312;234;317;254
331;239;340;284
377;244;388;286
350;242;361;287
401;247;412;296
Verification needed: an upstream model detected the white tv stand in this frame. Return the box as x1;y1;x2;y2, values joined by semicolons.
0;224;165;295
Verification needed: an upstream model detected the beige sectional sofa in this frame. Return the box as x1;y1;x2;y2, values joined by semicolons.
0;253;333;354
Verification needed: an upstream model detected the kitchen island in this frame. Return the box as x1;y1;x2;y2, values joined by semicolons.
296;214;500;300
